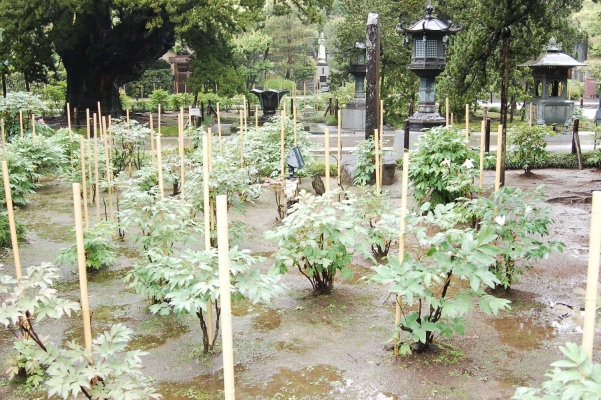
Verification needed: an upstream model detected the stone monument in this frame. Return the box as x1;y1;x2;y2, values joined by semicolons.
341;40;366;130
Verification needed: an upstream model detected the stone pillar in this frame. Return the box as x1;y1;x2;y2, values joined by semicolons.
365;13;380;140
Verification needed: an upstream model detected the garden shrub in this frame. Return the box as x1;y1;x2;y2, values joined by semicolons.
409;126;479;208
0;212;26;247
56;221;118;269
266;189;368;295
507;125;552;174
148;89;170;112
354;188;399;258
110;119;151;175
0;91;48;137
41;81;66;113
168;93;194;111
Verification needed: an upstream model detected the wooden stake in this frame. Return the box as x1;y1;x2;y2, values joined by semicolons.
202;135;213;345
72;183;93;352
582;191;601;360
102;117;114;222
293;106;297;147
445;98;449;126
394;152;410;355
494;124;503;192
255;105;259;129
1;119;6;161
239;111;244;165
2;160;21;280
451;112;454;127
156;134;164;198
126;108;130;123
19;109;23;138
149;113;156;169
208;127;213;172
337;109;341;187
217;103;222;155
97;101;102;127
325;128;330;193
479;120;486;189
158;104;162;137
280;110;285;179
31;113;36;144
216;195;236;400
93;117;100;223
303;82;306;105
86;109;93;206
67;103;74;171
179;108;185;202
374;129;380;192
465;103;470;147
529;103;533;127
79;137;89;229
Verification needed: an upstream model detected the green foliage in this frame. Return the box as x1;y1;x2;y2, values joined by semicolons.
120;92;134;110
370;202;511;353
168;93;194;111
148;89;170;113
354;188;399;258
41;81;66;112
266;190;367;295
262;78;296;91
0;92;47;137
124;60;173;97
567;80;584;100
0;212;26;248
303;160;338;177
513;343;601;399
351;138;376;186
110;119;151;175
0;265;160;399
409;126;479;208
56;221;117;270
460;186;564;289
507;125;551;174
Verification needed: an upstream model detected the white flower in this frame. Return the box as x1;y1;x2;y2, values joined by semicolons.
462;159;474;169
495;215;506;226
440;158;451;167
525;206;532;214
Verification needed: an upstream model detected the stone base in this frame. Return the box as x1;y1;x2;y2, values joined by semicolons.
342;108;366;130
407;112;446;131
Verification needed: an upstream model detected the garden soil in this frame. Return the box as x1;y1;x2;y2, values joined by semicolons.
0;168;599;400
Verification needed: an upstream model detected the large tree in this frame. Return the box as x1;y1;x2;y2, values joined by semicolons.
0;0;331;117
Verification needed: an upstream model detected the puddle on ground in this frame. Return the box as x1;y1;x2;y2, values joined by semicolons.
273;339;308;353
489;316;555;351
159;364;348;399
88;266;133;283
128;314;191;350
251;311;281;331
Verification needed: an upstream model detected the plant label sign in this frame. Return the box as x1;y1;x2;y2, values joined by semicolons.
191;108;201;116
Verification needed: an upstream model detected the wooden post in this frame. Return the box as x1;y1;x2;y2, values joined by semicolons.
86;109;92;206
479;120;486;189
179;109;185;202
255;105;259;129
445;98;449;126
293;106;298;146
465;103;470;146
573;119;584;170
337;109;341;187
280;110;285;179
216;195;236;400
303;82;306;106
374;129;380;192
93;116;100;222
495;124;503;192
72;183;93;352
394;152;410;355
529;103;533;127
403;120;410;150
67;102;74;171
149;114;156;169
102;117;114;222
582;191;601;360
156;134;164;198
97;101;102;126
158;104;161;137
2;160;22;280
451;112;454;127
239;110;244;165
1;119;6;161
325;128;330;193
217;103;222;155
19;109;23;138
79;137;89;229
31;113;36;144
365;13;380;140
485;118;491;153
202;135;214;344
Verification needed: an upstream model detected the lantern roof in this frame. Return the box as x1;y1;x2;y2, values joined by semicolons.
519;37;586;68
396;0;463;35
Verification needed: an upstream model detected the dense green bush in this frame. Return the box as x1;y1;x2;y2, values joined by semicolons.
0;92;48;137
507;125;551;174
168;93;194;111
0;213;26;248
148;89;170;112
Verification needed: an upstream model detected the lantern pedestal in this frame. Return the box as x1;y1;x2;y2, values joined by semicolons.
407;74;445;130
342;99;366;130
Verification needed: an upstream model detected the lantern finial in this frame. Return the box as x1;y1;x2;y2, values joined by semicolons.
425;0;434;18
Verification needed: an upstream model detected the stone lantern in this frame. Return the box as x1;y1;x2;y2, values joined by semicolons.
396;0;462;130
519;37;585;130
341;40;368;130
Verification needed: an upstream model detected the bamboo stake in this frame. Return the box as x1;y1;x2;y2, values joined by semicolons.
97;101;102;126
494;124;503;192
303;82;306;106
208;127;213;172
1;119;6;161
156;134;164;198
126;109;131;177
293;106;297;146
451;112;454;127
202;135;213;344
158;104;162;137
465;103;470;147
239;111;244;165
394;152;410;355
337;109;341;187
67;103;74;171
374;129;380;192
216;194;235;400
582;191;601;360
79;137;89;229
255;105;259;129
280;110;285;179
479;120;486;189
72;183;93;352
529;103;533;127
179;109;185;202
445;98;449;126
217;103;222;155
102;117;114;222
2;160;21;280
243;96;247;133
149;114;155;169
19;109;23;138
325;128;330;193
86;109;92;206
31;113;36;144
93;116;100;222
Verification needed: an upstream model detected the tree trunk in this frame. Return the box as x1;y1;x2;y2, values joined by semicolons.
56;7;177;120
499;27;511;187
